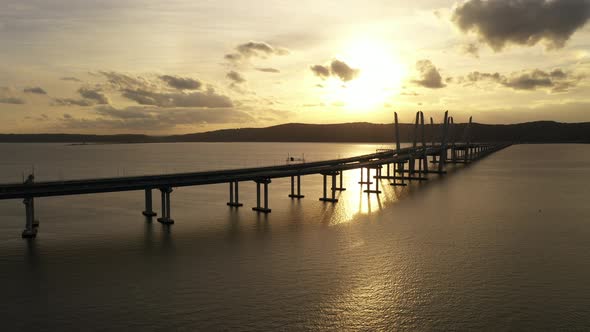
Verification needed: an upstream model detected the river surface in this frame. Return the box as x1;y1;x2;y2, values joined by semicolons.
1;143;589;331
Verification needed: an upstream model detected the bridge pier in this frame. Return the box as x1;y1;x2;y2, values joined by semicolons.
288;175;305;199
157;187;174;224
252;179;271;213
421;154;429;174
31;198;39;228
142;188;157;217
21;197;37;238
332;171;346;191
319;172;338;202
363;166;382;194
390;162;407;186
227;181;243;207
408;158;414;175
358;167;373;185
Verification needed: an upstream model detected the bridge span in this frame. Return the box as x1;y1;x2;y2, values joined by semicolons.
0;111;510;238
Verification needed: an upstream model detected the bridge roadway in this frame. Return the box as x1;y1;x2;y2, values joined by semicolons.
1;142;510;238
0;146;423;199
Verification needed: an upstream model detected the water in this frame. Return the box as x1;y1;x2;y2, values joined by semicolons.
1;143;589;331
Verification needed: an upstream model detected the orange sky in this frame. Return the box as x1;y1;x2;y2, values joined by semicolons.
1;0;589;134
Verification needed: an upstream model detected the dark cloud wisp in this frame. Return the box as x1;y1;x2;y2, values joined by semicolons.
255;67;280;73
310;60;359;82
452;0;590;51
159;75;202;90
226;71;246;84
78;87;109;104
310;65;331;79
0;97;25;104
330;60;359;82
413;60;446;89
225;41;289;62
60;77;81;82
24;87;47;94
52;98;93;107
122;88;233;108
59;105;257;131
456;68;583;92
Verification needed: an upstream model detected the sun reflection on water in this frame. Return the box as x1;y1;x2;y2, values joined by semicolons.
327;165;406;226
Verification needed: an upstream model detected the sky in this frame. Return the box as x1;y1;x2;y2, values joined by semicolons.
1;0;590;134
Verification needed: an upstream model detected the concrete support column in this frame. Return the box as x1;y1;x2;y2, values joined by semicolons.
390;162;407;187
333;171;346;191
319;172;338;202
227;181;244;207
400;162;406;185
252;179;271;213
422;154;429;173
358;167;364;184
31;198;39;228
256;182;261;208
358;168;373;185
418;156;423;175
288;175;305;199
21;197;37;238
331;173;337;200
364;166;382;194
157;187;174;224
142;188;157;217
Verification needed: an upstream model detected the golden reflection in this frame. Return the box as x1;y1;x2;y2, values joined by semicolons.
328;165;404;225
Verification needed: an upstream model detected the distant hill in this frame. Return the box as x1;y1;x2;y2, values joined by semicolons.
1;121;589;143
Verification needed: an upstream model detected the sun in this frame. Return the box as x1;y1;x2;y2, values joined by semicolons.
322;38;407;111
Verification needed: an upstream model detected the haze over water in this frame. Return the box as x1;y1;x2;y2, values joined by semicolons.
1;142;590;330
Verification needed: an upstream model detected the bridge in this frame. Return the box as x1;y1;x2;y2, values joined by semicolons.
0;111;510;238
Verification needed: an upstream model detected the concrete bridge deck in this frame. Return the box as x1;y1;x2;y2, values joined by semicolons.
1;110;511;238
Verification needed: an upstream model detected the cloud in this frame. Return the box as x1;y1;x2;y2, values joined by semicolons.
23;87;47;94
60;77;81;82
330;60;359;82
226;71;246;84
52;98;93;106
0;97;25;104
25;114;50;121
452;0;590;51
461;42;480;58
122;87;233;108
99;71;155;90
159;75;202;90
224;53;242;62
78;87;109;104
310;65;331;79
0;87;25;104
255;67;280;73
456;68;583;92
225;41;289;63
59;105;256;131
310;60;359;82
236;41;289;57
52;87;109;106
412;60;446;88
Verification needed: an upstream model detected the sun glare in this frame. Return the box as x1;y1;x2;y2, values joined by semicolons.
322;39;407;112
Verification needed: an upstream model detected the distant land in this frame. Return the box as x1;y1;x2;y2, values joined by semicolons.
1;121;589;143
